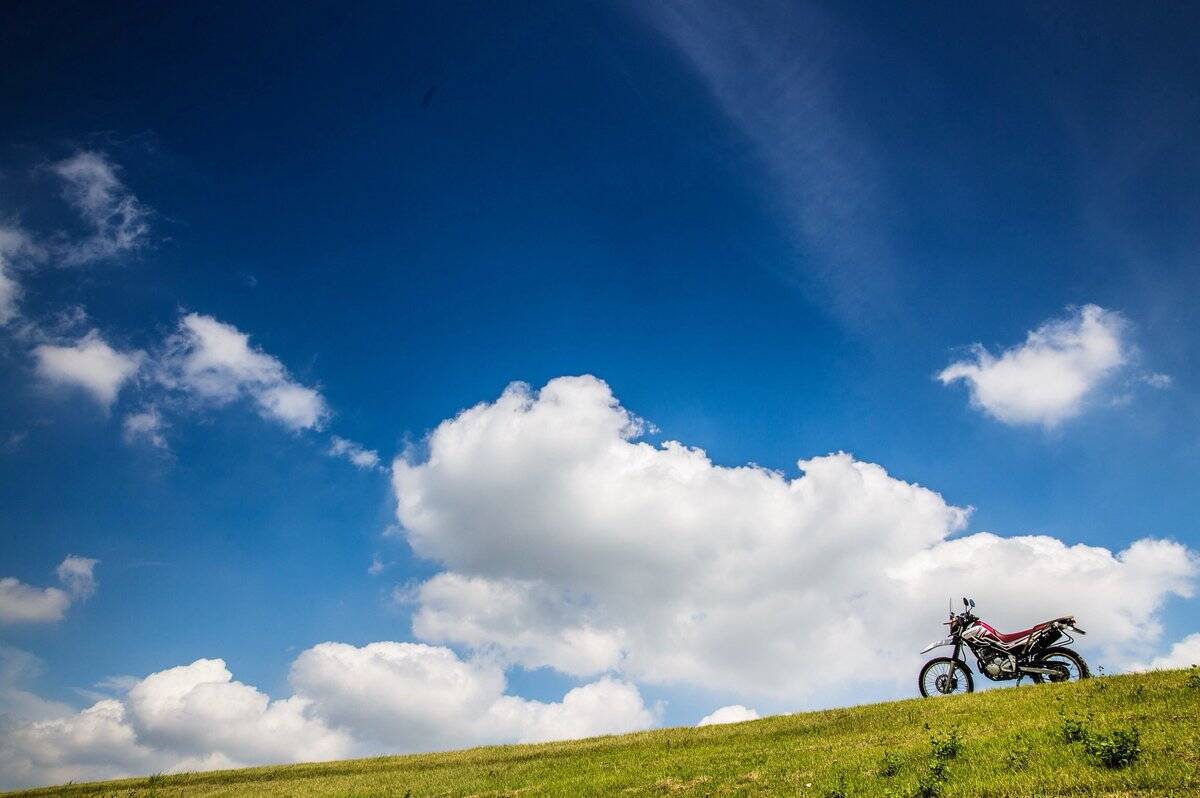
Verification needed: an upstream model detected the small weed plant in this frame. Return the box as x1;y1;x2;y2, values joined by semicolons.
1061;716;1089;743
912;760;948;798
910;730;960;797
876;751;901;778
1059;712;1141;770
1084;727;1141;769
929;729;962;761
1187;665;1200;689
1004;735;1032;771
823;772;849;798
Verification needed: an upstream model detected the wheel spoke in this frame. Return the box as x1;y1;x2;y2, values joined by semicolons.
922;661;966;696
1040;654;1082;683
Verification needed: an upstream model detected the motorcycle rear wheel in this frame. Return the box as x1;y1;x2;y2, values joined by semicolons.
1030;646;1090;684
919;657;974;697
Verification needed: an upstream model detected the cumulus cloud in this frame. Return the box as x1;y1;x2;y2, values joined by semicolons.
328;436;381;470
0;581;70;625
51;151;149;266
0;557;99;624
0;642;655;790
0;658;350;790
392;376;1198;702
938;305;1129;427
33;330;143;409
291;642;654;750
1128;633;1200;672
697;705;760;726
159;313;329;431
122;406;168;449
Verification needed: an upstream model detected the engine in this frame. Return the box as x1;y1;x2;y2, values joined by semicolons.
978;648;1018;679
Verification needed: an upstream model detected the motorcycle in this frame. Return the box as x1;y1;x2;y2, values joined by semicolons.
918;597;1089;697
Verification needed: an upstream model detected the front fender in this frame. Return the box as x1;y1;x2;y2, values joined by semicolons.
920;636;955;654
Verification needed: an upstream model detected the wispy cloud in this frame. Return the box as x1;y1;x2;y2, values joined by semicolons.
639;0;897;323
122;406;168;449
51;151;150;266
158;313;330;432
0;225;44;326
0;258;18;326
328;435;382;470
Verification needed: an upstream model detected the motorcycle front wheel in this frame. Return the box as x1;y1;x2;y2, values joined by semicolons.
919;657;974;697
1030;647;1089;684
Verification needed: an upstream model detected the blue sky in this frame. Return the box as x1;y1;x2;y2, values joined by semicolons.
1;1;1199;787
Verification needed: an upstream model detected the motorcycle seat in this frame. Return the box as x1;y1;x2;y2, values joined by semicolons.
990;623;1049;643
988;616;1072;644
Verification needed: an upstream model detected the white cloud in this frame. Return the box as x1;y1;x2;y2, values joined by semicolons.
55;556;98;599
0;580;71;625
697;705;760;726
392;376;1198;701
291;642;654;751
939;305;1129;427
0;556;98;625
1128;633;1200;672
0;658;350;790
159;313;329;431
328;436;381;470
0;643;655;790
122;406;168;449
51;151;149;266
33;330;143;409
125;659;350;764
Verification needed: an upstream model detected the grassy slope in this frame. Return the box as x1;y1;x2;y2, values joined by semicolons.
10;669;1199;798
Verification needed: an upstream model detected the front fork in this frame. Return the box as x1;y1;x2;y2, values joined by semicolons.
951;639;964;688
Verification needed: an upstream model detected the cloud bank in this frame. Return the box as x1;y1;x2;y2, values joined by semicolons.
0;642;654;789
393;376;1197;701
939;305;1130;427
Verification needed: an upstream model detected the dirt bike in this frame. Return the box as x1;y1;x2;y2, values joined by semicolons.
918;597;1089;697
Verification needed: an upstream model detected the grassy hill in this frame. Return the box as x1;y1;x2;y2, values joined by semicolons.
10;668;1199;797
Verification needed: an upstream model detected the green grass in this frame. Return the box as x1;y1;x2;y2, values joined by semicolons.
9;668;1199;797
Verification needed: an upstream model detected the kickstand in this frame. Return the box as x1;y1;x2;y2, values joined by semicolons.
1016;675;1024;686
